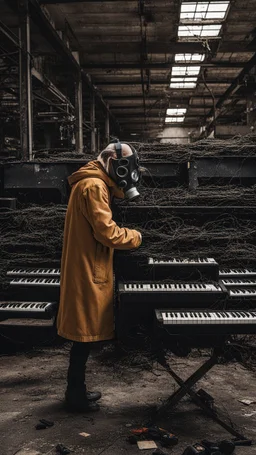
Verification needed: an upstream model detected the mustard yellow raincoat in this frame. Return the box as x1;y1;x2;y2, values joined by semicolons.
57;160;141;342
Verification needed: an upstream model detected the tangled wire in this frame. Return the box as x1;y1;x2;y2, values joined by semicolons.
0;205;65;290
32;149;95;162
130;134;256;163
117;184;256;207
116;214;256;267
1;203;256;293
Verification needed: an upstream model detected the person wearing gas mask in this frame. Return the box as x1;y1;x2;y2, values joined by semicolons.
57;140;142;412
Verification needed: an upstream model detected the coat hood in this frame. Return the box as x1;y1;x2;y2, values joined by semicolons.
68;160;124;199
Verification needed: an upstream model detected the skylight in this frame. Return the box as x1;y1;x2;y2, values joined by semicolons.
180;2;229;20
166;108;187;115
170;81;197;88
175;53;205;62
172;66;201;76
165;117;185;123
178;24;222;37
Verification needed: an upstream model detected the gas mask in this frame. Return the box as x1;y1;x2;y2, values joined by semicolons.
108;141;141;201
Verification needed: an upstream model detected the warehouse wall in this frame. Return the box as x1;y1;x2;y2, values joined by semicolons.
214;125;252;138
157;127;192;144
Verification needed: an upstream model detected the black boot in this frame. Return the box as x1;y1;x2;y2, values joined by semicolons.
65;387;100;412
66;342;101;412
87;390;102;401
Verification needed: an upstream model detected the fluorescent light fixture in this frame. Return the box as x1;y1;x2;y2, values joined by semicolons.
165;117;185;123
172;66;201;76
180;1;229;20
166;108;187;115
130;133;138;136
178;24;222;37
175;53;205;62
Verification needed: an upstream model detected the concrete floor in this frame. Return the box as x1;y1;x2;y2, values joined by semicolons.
1;344;256;455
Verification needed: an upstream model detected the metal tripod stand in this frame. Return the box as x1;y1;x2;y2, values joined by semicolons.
155;346;247;441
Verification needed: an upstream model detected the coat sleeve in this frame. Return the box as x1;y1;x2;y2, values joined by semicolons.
81;184;141;250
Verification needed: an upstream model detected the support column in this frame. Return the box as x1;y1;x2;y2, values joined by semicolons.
19;0;33;161
0;121;4;151
75;72;83;153
97;128;101;152
105;104;110;146
90;92;96;153
246;91;256;128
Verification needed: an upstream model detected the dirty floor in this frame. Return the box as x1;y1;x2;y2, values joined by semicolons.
1;343;256;455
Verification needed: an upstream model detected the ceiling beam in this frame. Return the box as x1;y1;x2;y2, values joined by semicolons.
104;94;244;100
82;42;207;54
110;105;226;110
39;0;131;3
81;41;248;54
82;62;245;70
116;113;242;119
93;79;234;86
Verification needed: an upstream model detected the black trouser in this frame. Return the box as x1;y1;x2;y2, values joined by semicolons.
67;342;91;390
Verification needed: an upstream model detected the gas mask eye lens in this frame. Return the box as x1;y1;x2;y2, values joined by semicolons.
116;166;128;178
119;158;129;166
131;169;139;182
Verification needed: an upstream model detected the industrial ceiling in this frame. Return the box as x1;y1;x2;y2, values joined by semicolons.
0;0;256;141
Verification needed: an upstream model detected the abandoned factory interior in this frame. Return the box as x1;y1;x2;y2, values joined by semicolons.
1;1;256;455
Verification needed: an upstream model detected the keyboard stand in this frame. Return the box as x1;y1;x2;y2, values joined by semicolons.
155;347;247;441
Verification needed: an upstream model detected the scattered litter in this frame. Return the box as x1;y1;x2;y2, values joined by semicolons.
218;440;235;454
160;433;178;447
131;426;178;444
35;418;54;430
79;432;91;438
243;410;256;417
55;444;71;455
183;439;236;455
14;451;41;455
127;435;138;445
129;426;178;449
137;441;157;450
182;444;207;455
35;423;47;430
125;423;132;427
40;419;54;427
152;449;168;455
238;399;256;406
234;439;252;446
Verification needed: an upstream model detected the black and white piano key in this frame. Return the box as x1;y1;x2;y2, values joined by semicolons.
10;278;60;287
0;301;57;319
221;279;256;287
219;268;256;278
147;257;219;281
148;258;217;265
157;310;256;325
229;288;256;298
122;283;222;292
7;268;60;278
155;309;256;335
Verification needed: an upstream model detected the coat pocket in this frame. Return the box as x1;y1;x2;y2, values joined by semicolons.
93;241;109;283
